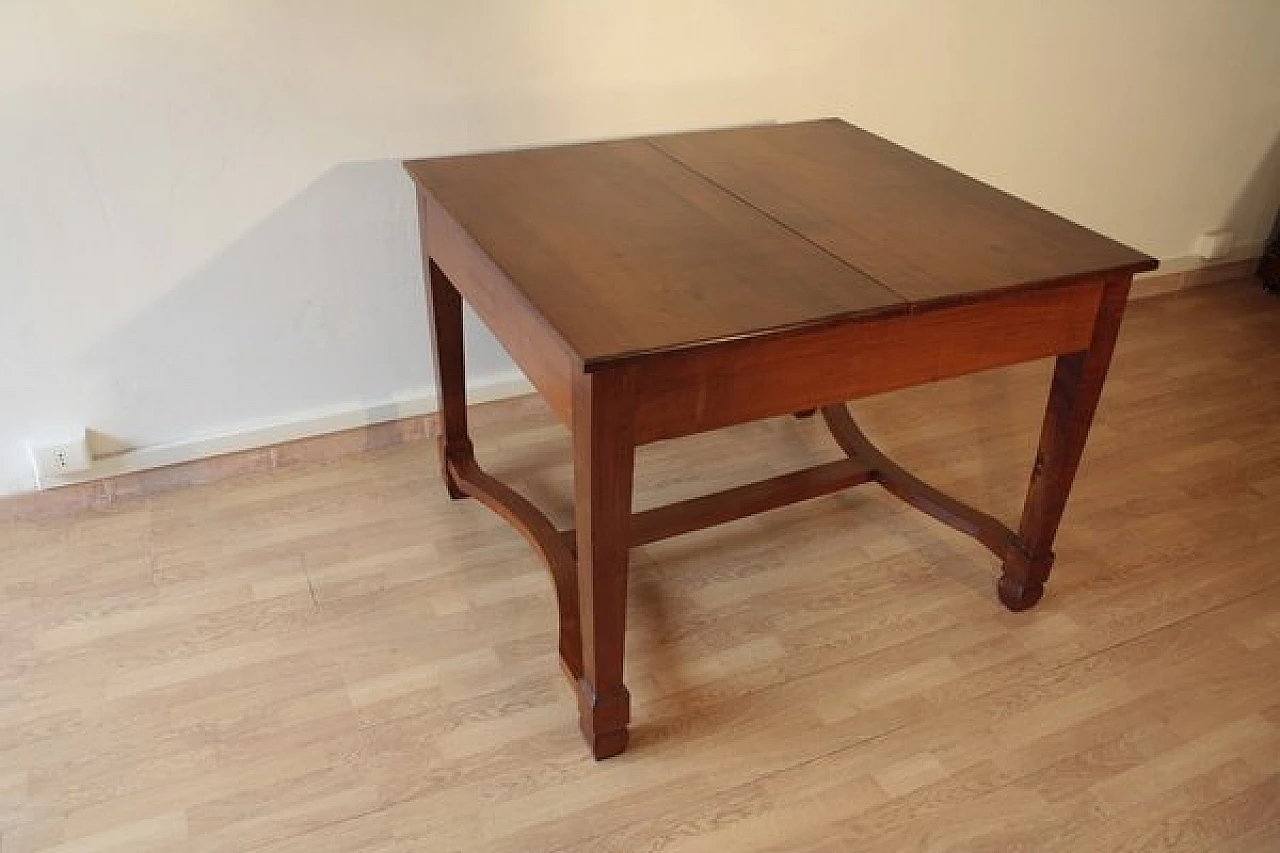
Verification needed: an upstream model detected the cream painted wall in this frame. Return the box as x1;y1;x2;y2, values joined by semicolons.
2;0;1278;495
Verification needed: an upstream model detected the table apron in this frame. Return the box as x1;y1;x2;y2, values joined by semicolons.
421;191;578;426
630;279;1106;444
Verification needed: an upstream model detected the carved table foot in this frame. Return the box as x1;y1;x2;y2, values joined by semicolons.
997;572;1044;611
997;548;1054;612
576;683;631;760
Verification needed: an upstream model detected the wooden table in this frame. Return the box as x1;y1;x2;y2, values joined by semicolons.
404;119;1157;759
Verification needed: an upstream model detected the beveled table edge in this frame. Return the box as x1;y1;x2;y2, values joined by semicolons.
402;118;1160;374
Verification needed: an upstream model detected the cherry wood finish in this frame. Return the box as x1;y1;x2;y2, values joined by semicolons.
652;119;1153;305
418;191;577;422
998;276;1135;610
629;280;1104;444
821;403;1020;561
570;369;637;759
406;119;1157;758
628;458;874;548
444;454;582;680
425;255;473;501
409;138;901;368
562;458;876;551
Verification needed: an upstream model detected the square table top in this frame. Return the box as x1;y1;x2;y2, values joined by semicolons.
405;119;1157;369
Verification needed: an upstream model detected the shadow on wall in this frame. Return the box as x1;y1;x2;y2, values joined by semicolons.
77;159;517;454
1225;131;1280;253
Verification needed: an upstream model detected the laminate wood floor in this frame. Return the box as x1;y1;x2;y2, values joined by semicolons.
2;280;1278;852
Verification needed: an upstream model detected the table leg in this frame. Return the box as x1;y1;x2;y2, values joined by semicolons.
426;258;474;499
571;370;636;759
1000;277;1131;610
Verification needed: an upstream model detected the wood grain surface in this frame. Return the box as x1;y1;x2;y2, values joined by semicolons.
407;119;1156;369
2;280;1276;851
653;119;1157;304
630;278;1104;443
407;137;902;367
410;120;1157;757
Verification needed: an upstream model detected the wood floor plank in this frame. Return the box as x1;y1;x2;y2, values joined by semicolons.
1;279;1278;852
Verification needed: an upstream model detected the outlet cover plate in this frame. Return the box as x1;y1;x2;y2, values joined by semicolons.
28;433;94;488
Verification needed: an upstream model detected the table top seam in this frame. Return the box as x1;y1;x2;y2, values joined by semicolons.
641;136;912;306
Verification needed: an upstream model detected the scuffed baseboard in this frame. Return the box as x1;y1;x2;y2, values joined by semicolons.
0;372;534;521
1130;247;1261;299
2;251;1265;521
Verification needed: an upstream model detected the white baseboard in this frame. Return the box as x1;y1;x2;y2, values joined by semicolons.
1134;243;1261;279
26;370;534;494
1131;245;1261;298
9;246;1263;500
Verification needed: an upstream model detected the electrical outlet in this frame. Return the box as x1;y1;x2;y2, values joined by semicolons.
28;432;93;488
1194;230;1234;261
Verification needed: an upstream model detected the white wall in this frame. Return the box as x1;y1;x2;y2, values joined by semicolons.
2;0;1278;496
